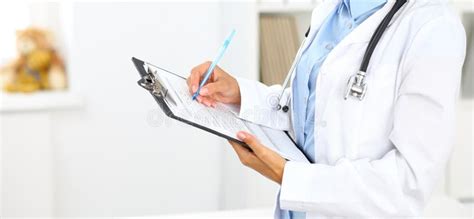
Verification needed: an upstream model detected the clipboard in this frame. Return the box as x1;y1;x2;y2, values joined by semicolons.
132;57;309;162
132;57;249;147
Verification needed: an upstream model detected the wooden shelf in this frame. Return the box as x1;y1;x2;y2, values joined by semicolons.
257;2;473;14
0;91;84;113
258;3;317;14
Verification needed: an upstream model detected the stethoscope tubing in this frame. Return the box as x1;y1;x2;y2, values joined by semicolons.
276;37;307;112
275;0;407;112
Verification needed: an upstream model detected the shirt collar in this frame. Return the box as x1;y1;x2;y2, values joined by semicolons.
343;0;387;19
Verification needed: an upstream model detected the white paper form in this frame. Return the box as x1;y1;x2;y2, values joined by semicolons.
155;67;251;138
149;65;309;163
244;122;309;162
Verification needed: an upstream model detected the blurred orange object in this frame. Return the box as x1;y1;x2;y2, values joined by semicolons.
0;27;67;93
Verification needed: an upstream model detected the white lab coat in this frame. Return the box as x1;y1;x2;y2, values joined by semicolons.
235;0;466;218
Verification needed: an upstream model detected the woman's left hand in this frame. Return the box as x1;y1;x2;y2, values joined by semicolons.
228;131;287;185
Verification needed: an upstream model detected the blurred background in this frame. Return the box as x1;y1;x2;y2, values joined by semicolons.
0;0;472;218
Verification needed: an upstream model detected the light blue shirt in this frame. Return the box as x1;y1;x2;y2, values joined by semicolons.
285;0;387;218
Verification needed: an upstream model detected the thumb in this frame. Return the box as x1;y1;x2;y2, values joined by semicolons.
237;131;286;170
237;131;263;154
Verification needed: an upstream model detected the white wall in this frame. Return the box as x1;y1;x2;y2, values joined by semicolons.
1;1;280;217
52;2;224;217
217;0;278;210
53;1;283;216
0;2;30;64
1;113;55;217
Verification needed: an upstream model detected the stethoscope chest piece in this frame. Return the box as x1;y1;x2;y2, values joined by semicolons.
344;71;367;101
275;0;406;110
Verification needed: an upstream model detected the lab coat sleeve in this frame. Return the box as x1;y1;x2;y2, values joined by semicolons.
236;77;292;131
280;16;466;217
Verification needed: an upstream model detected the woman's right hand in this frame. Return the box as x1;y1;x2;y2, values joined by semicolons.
187;61;241;107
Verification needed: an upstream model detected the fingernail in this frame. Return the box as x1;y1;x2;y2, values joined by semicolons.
237;132;247;140
192;85;197;92
200;88;208;95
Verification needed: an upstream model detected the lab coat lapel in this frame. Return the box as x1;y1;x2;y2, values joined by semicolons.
289;0;339;85
288;0;339;137
313;0;400;120
336;0;397;48
297;0;340;58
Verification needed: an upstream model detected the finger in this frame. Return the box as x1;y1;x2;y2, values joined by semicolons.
236;131;266;155
236;131;286;169
186;74;193;92
228;140;256;166
229;141;280;181
196;96;216;107
201;98;216;108
188;62;212;93
200;82;224;98
187;71;199;93
229;140;252;157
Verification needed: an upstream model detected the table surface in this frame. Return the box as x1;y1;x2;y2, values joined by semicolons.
128;196;472;219
127;208;273;219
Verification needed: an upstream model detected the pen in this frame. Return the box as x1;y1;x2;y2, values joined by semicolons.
192;29;236;101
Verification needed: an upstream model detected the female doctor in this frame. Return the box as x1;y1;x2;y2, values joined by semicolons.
187;0;466;218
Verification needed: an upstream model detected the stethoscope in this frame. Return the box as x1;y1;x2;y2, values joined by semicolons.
276;0;407;112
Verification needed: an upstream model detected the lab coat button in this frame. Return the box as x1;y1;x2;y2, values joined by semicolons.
346;22;353;29
325;44;334;50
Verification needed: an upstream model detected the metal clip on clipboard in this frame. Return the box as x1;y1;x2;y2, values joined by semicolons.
137;65;168;98
137;63;177;106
